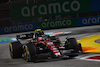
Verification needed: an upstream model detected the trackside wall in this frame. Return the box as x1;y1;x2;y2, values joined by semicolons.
0;16;100;34
0;22;37;34
1;0;100;34
37;16;100;29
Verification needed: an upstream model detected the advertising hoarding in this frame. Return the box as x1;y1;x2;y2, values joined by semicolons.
12;0;91;20
90;0;100;11
0;22;37;34
37;18;77;29
77;16;100;26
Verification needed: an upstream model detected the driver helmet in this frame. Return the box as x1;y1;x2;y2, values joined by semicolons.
35;29;44;37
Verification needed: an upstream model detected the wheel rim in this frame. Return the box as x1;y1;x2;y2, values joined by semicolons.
24;46;31;62
9;44;13;58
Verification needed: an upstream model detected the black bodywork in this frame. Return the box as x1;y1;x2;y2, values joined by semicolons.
9;33;82;62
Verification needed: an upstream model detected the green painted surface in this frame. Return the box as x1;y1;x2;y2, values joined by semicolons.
37;18;77;29
11;0;91;20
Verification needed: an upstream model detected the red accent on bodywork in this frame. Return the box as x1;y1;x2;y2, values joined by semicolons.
45;41;61;57
38;39;61;57
32;36;61;57
59;45;64;47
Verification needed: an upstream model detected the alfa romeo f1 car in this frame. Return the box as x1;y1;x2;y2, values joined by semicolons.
9;29;82;62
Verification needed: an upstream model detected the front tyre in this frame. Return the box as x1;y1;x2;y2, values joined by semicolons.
68;38;79;52
78;43;83;53
66;38;79;58
23;45;31;62
23;43;37;62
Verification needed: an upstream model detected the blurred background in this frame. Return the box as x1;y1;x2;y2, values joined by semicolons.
0;0;100;27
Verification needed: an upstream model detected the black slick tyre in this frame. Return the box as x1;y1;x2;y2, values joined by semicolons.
78;43;83;53
9;41;22;59
68;38;79;52
23;43;37;62
67;38;79;58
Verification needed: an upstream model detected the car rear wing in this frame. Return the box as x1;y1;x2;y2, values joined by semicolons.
16;33;34;40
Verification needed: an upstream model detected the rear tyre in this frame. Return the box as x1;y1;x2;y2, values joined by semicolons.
23;43;37;62
9;41;22;59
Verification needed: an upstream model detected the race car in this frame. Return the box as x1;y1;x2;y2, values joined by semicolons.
9;29;82;62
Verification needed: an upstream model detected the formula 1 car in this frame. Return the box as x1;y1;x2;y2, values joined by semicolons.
9;29;82;62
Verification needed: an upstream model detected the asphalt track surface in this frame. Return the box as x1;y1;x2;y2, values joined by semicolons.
0;25;100;67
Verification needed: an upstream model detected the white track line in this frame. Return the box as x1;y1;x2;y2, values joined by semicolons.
75;54;100;62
